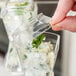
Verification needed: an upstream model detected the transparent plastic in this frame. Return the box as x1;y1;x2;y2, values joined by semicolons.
1;0;60;76
2;1;37;41
5;32;60;76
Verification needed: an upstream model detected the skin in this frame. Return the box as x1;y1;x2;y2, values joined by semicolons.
51;0;76;32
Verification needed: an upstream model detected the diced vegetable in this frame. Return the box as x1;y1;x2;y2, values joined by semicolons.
32;34;46;48
24;54;27;59
15;2;29;6
10;48;13;53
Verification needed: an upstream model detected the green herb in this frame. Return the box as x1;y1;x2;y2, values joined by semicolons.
15;2;29;6
24;55;27;59
26;46;32;52
46;73;49;76
32;34;46;48
40;64;44;67
10;48;13;53
15;2;29;15
14;8;24;15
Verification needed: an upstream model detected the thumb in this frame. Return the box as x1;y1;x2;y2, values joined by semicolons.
51;0;73;25
52;16;76;32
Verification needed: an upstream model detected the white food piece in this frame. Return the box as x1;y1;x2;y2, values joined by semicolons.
47;52;55;69
38;42;53;53
7;42;55;76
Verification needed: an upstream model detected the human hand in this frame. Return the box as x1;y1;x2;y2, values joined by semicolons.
51;0;76;32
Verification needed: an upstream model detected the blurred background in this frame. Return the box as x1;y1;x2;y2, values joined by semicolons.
0;0;76;76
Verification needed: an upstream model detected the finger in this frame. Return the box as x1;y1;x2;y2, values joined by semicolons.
52;16;76;32
51;0;73;25
72;2;76;11
52;25;63;31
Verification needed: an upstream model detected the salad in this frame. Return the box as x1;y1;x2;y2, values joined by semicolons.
7;34;55;76
2;1;58;76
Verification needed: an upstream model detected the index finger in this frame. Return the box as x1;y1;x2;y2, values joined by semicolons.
51;0;73;25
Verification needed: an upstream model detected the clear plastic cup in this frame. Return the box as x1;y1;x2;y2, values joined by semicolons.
5;32;60;76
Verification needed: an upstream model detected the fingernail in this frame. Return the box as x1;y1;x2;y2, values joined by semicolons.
52;24;63;31
52;25;59;28
51;18;56;25
52;25;60;31
53;24;63;29
50;19;54;27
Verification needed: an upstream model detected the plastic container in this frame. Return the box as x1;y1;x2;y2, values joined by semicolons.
1;0;60;76
5;32;60;76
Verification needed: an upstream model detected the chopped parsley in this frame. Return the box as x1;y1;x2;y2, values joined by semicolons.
24;54;27;59
10;48;13;53
15;2;29;6
15;2;29;15
40;64;44;67
32;34;46;48
14;8;24;15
